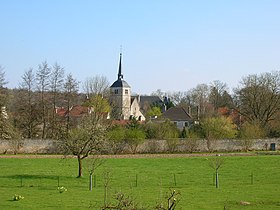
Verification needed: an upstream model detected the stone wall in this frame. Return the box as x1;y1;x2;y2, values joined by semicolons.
0;138;279;154
0;139;60;154
137;138;280;153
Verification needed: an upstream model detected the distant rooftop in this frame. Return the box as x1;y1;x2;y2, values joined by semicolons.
162;106;192;121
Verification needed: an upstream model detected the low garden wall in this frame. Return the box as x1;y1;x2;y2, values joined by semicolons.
0;138;279;154
138;138;279;153
0;139;61;154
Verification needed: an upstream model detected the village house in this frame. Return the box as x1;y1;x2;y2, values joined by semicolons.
161;106;193;130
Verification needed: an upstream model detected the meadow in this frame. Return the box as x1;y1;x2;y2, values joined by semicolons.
0;154;279;209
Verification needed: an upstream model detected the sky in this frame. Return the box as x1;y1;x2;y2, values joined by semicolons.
1;0;280;95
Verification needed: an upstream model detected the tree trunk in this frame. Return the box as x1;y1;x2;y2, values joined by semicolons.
78;155;83;177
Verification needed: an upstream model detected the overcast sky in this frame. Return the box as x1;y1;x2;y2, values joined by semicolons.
1;0;280;94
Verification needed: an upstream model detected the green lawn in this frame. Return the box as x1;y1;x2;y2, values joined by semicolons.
0;155;279;209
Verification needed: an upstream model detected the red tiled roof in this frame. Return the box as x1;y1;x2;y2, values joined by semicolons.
68;105;88;117
56;108;67;117
56;105;89;118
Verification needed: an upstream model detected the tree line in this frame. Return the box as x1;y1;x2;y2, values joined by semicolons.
1;63;280;141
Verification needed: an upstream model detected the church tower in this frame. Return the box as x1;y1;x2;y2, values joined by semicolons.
110;53;131;120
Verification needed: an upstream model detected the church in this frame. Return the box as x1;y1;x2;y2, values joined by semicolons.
109;53;193;129
109;53;146;121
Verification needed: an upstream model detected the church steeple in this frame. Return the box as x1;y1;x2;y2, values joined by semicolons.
110;53;130;88
118;53;123;80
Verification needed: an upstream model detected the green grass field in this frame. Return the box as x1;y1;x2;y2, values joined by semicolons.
0;155;279;209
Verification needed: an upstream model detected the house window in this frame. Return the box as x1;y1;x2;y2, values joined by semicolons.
125;89;128;94
184;122;189;127
114;89;118;94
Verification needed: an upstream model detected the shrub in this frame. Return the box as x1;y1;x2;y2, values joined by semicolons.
201;117;237;140
201;116;237;151
166;138;179;153
238;122;266;151
144;120;180;140
184;138;199;153
107;125;126;154
239;122;266;139
125;128;146;153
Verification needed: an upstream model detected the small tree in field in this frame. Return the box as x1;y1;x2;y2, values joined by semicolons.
156;189;181;210
208;154;224;188
62;124;106;177
60;96;110;177
86;157;105;191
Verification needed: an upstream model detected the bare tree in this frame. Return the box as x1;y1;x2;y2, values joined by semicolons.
234;71;280;128
187;83;211;120
64;73;79;133
49;63;64;138
209;80;231;111
151;89;165;99
167;91;189;107
16;68;40;138
0;65;8;107
83;75;110;98
36;61;51;138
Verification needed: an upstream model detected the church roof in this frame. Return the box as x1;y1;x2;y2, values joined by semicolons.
111;79;130;88
138;96;164;107
110;53;130;88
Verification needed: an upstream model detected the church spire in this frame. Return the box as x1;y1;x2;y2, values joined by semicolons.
118;53;123;80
